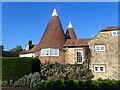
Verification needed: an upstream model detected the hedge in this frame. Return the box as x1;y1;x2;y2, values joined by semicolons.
2;57;40;81
37;80;120;88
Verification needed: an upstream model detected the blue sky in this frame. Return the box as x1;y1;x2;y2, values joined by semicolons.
2;2;118;50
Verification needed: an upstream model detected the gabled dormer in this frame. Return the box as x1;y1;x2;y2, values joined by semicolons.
26;40;33;51
100;26;120;36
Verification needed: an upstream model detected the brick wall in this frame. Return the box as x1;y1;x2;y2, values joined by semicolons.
34;49;65;64
64;47;85;64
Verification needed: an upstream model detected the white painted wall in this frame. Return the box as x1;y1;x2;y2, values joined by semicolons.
19;53;35;57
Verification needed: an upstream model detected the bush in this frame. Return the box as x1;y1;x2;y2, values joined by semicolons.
64;80;78;88
37;80;119;88
40;62;94;80
2;57;40;81
2;80;14;87
37;80;64;88
2;81;9;87
14;72;41;88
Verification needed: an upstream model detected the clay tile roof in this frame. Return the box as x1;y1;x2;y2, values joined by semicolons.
65;28;77;39
20;50;28;54
38;10;66;50
63;39;91;47
65;23;77;39
100;26;120;32
21;9;66;54
28;44;40;52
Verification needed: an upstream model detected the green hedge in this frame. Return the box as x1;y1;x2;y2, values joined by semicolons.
37;80;120;88
2;57;40;81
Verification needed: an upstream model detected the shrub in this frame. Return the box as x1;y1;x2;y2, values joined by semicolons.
40;62;94;80
2;57;40;81
14;72;41;88
64;80;78;88
9;80;14;87
2;81;9;87
37;80;64;88
36;80;119;88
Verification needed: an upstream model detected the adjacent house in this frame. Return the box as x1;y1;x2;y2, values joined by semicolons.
0;45;19;57
88;27;120;80
20;9;120;80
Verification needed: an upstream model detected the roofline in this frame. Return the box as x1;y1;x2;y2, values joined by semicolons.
100;29;120;32
63;45;89;48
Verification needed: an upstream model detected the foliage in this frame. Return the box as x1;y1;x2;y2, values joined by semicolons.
2;79;120;88
37;80;120;88
84;47;91;68
2;57;40;81
2;80;14;87
9;45;23;54
14;72;41;88
40;62;94;80
2;81;9;87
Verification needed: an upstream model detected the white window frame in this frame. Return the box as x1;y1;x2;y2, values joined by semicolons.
76;50;83;64
26;45;29;50
95;45;106;51
41;48;59;56
94;65;105;72
111;30;120;36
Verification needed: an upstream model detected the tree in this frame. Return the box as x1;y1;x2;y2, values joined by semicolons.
9;45;23;54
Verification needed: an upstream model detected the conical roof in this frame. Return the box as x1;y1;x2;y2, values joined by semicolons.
38;9;66;49
65;22;77;39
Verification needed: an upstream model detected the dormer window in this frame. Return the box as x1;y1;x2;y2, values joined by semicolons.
41;48;59;56
111;30;120;36
26;45;29;50
26;40;33;51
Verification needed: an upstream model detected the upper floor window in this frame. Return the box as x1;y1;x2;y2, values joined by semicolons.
95;45;106;51
111;30;120;36
26;45;29;50
76;51;83;64
94;65;105;72
41;48;59;56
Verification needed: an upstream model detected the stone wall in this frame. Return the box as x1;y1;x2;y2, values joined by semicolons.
34;49;65;64
89;31;119;80
118;36;120;80
64;47;85;64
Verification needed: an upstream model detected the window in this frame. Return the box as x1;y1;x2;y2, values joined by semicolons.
41;49;49;56
95;45;106;51
94;65;105;72
26;45;29;50
41;48;59;56
111;30;120;36
76;51;83;64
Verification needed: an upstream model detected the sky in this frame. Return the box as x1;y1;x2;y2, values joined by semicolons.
2;2;118;50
